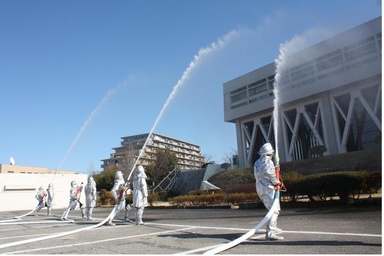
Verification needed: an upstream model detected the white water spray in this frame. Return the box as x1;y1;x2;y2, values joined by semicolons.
58;81;128;170
273;36;310;159
272;45;287;159
273;28;333;159
126;30;241;181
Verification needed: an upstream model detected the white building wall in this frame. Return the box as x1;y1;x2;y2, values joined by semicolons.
0;173;88;212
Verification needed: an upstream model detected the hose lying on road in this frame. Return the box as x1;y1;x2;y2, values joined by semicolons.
0;204;120;250
13;209;36;220
203;191;280;255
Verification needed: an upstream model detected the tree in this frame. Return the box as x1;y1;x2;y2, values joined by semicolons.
93;165;117;191
222;148;238;168
221;163;231;171
119;144;137;179
203;153;214;164
145;148;178;187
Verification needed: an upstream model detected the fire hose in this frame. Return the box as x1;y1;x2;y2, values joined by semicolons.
0;203;121;249
203;163;285;255
203;190;281;255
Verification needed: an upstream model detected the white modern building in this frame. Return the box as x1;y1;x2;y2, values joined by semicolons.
101;133;206;171
224;17;381;168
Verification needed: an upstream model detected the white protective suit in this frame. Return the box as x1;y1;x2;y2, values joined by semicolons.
46;183;55;216
33;186;46;216
132;165;148;225
84;176;97;220
60;181;84;220
254;143;283;240
107;171;131;225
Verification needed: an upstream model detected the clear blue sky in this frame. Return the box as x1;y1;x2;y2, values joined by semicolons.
0;0;380;174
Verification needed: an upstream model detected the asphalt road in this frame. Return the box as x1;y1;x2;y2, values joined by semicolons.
0;205;381;254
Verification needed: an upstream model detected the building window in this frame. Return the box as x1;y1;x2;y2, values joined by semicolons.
290;61;315;81
248;79;267;97
230;86;247;103
316;49;343;72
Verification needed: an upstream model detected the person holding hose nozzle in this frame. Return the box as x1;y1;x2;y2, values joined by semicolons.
254;143;284;240
33;186;46;216
106;171;132;225
60;181;85;221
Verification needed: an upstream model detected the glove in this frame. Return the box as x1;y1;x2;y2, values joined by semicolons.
274;181;282;190
274;156;280;166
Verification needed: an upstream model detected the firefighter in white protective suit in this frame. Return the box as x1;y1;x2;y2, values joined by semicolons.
60;181;85;221
254;142;284;240
133;165;148;225
46;183;55;216
107;171;132;225
84;176;97;220
33;186;46;216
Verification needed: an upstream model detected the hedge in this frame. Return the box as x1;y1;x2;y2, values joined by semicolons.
168;192;260;206
281;170;381;202
168;170;381;205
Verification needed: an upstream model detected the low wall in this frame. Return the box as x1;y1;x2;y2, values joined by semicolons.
171;164;225;195
171;169;206;195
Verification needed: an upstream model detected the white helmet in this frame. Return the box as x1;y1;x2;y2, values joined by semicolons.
136;165;144;174
258;143;274;155
70;181;77;187
115;171;123;180
136;165;147;178
88;176;94;184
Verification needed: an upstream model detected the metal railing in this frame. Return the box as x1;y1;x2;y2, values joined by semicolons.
152;168;180;192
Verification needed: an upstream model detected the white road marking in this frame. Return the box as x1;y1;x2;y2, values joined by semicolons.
0;220;74;225
283;230;382;237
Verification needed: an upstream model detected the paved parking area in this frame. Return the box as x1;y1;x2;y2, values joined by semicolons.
0;205;381;254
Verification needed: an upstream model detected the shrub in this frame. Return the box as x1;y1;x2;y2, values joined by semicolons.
227;193;259;204
362;171;382;196
149;190;179;202
280;171;303;201
219;183;255;194
168;192;260;206
208;168;255;185
168;195;196;206
282;170;381;202
97;189;114;206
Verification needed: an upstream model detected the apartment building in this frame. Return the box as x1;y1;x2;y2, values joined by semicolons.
101;133;206;171
223;17;381;168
